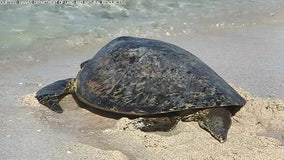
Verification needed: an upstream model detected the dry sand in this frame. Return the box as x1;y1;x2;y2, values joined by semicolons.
20;86;284;160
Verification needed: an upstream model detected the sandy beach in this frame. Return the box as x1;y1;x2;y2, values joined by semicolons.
1;10;284;160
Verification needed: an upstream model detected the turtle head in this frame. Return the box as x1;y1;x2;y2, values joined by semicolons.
198;108;232;143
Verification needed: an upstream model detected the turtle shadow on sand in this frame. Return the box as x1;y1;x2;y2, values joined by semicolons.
69;94;200;137
72;93;204;119
72;94;126;120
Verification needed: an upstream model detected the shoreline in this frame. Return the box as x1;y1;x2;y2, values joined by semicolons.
2;22;283;100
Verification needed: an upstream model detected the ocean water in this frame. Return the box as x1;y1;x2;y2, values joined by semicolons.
0;0;283;55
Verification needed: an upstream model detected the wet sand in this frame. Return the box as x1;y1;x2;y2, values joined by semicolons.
1;23;284;159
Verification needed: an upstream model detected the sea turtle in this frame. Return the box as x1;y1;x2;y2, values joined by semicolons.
36;36;246;143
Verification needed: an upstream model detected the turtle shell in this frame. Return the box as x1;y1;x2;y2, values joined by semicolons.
75;36;246;115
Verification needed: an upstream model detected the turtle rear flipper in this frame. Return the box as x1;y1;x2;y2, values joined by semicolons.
35;78;76;113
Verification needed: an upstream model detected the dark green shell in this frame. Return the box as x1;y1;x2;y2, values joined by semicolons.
75;36;246;115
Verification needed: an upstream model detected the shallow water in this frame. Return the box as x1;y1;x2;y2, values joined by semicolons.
1;0;283;55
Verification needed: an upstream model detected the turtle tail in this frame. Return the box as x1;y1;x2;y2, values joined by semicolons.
35;78;76;113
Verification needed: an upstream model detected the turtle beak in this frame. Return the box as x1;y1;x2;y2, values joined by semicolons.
198;108;232;143
214;132;227;143
200;118;229;143
207;119;229;143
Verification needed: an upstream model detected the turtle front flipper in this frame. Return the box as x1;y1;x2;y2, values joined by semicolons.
198;108;232;143
132;116;180;132
35;78;76;113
